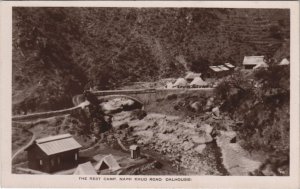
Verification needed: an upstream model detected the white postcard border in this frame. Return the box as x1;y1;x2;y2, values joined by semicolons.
1;1;299;188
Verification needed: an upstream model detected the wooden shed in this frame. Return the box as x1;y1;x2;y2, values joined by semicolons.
26;133;82;173
207;66;223;78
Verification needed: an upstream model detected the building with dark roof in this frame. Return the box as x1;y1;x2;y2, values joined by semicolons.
26;133;82;173
208;66;223;78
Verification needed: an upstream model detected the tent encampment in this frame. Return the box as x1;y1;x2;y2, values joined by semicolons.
173;78;188;88
94;154;121;172
190;77;208;88
73;162;97;175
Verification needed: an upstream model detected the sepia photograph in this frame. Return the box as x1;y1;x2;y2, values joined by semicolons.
1;1;299;188
10;6;291;176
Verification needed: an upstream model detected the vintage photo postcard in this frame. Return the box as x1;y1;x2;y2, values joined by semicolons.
0;1;299;188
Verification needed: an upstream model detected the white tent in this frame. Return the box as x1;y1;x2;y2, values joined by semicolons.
190;77;208;87
165;82;173;89
185;72;202;81
173;78;188;88
94;154;121;172
279;58;290;65
73;162;97;175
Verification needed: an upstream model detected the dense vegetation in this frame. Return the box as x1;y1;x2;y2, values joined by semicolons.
215;65;290;165
12;7;289;113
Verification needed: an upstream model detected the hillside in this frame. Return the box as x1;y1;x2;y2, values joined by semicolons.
12;8;290;113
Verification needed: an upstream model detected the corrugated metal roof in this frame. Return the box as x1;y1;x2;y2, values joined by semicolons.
225;63;235;68
36;133;72;143
36;133;82;155
243;56;265;65
130;145;139;150
209;66;223;72
218;65;230;71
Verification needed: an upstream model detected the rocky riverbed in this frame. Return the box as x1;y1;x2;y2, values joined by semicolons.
110;110;263;175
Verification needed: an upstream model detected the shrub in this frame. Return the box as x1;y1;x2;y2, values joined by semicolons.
165;94;177;100
130;109;147;120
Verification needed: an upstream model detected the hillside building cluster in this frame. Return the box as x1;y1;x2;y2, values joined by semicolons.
166;56;289;89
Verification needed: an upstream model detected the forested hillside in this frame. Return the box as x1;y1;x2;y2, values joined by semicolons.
12;8;290;113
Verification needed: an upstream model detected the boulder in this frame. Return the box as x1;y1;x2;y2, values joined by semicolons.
130;109;147;120
261;164;276;176
277;165;289;175
166;94;177;100
133;130;154;144
191;134;213;144
212;106;220;117
182;141;194;151
190;101;201;112
156;133;178;143
194;144;206;154
205;97;214;110
202;124;213;134
118;123;129;130
162;126;175;134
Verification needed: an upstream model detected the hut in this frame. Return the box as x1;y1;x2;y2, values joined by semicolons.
129;145;140;159
26;133;82;173
189;77;208;88
279;58;290;66
207;66;223;78
242;56;266;69
73;162;97;175
94;154;121;172
173;78;188;88
218;65;230;76
184;72;202;82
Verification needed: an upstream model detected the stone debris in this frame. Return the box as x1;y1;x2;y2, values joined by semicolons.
201;124;213;134
212;106;220;118
111;109;264;176
190;101;202;112
194;144;206;154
